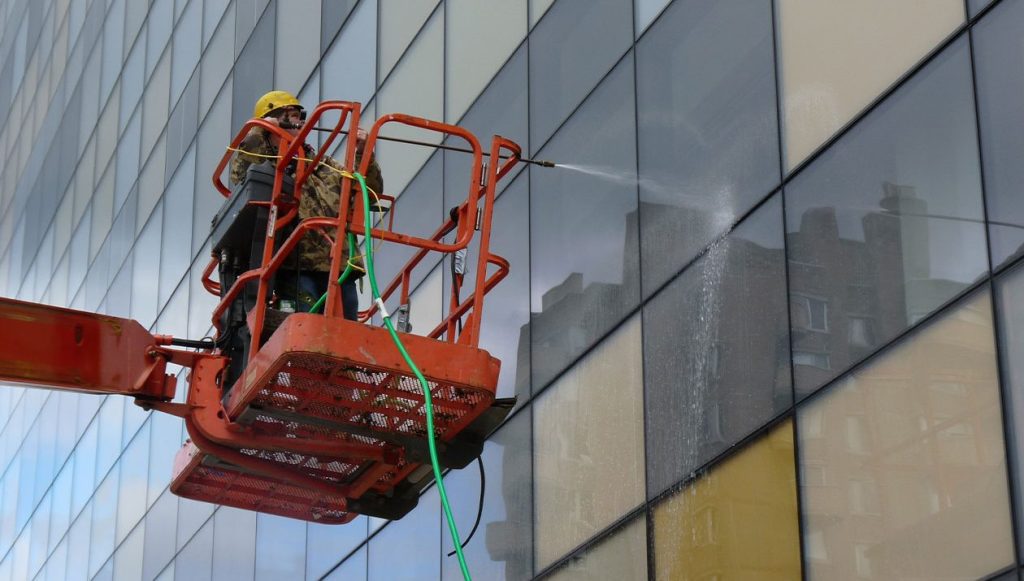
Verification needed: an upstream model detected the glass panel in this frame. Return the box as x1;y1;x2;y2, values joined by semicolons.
320;0;358;51
176;497;214;551
175;519;213;581
653;421;800;579
170;0;201;106
367;487;440;581
530;56;639;390
113;521;145;581
323;546;365;580
321;0;376;105
166;61;200;176
798;289;1014;579
446;0;525;124
376;7;443;197
645;194;791;496
95;396;125;481
528;0;632;149
306;517;367;580
100;0;125;104
212;507;257;581
142;47;171;162
89;469;120;578
148;398;184;507
533;314;645;570
194;81;232;255
120;27;146;130
775;0;964;169
441;412;532;581
161;147;196;306
71;420;97;519
377;0;437;84
231;1;275;132
66;505;91;581
146;0;174;79
142;491;178;581
203;0;231;48
636;0;780;294
785;38;987;398
971;0;1024;271
116;422;150;545
200;3;234;119
635;0;669;36
131;204;163;330
115;109;142;213
48;461;73;551
254;514;306;580
545;516;647;581
138;136;167;232
970;0;994;17
275;0;320;92
995;261;1024;558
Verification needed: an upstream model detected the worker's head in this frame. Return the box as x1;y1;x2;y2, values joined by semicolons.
253;90;304;125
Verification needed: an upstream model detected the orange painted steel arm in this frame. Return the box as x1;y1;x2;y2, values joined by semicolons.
0;297;176;400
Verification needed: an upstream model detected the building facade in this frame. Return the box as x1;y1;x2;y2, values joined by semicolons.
1;0;1024;579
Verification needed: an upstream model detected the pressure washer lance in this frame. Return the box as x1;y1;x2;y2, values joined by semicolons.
304;126;556;168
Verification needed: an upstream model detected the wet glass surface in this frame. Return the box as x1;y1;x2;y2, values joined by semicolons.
644;194;791;497
636;0;779;296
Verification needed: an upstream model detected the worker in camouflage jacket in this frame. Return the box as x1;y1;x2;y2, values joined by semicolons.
229;90;383;321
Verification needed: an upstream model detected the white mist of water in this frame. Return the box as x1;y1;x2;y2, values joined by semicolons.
553;163;735;233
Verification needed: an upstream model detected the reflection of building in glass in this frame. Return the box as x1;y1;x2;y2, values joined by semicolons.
788;182;971;391
799;294;1013;579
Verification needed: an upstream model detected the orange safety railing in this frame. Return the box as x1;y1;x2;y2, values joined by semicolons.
202;102;519;373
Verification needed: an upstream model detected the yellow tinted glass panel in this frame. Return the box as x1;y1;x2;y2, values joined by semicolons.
653;421;801;580
776;0;963;170
547;516;647;581
534;314;645;570
799;290;1014;579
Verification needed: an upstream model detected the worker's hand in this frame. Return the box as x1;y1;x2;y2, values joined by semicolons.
356;128;367;144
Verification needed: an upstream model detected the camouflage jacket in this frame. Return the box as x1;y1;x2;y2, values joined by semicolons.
229;128;384;274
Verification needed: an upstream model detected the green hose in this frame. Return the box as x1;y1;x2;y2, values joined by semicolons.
351;172;472;580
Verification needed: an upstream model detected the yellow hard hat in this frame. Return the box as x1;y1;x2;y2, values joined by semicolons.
253;90;302;119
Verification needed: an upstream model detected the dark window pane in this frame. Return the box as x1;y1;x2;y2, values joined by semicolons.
254;514;306;580
636;0;780;295
529;0;632;149
785;38;987;398
972;1;1024;271
530;55;640;391
444;43;528;211
644;193;791;497
231;3;275;132
441;411;532;581
367;488;440;581
320;0;358;55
